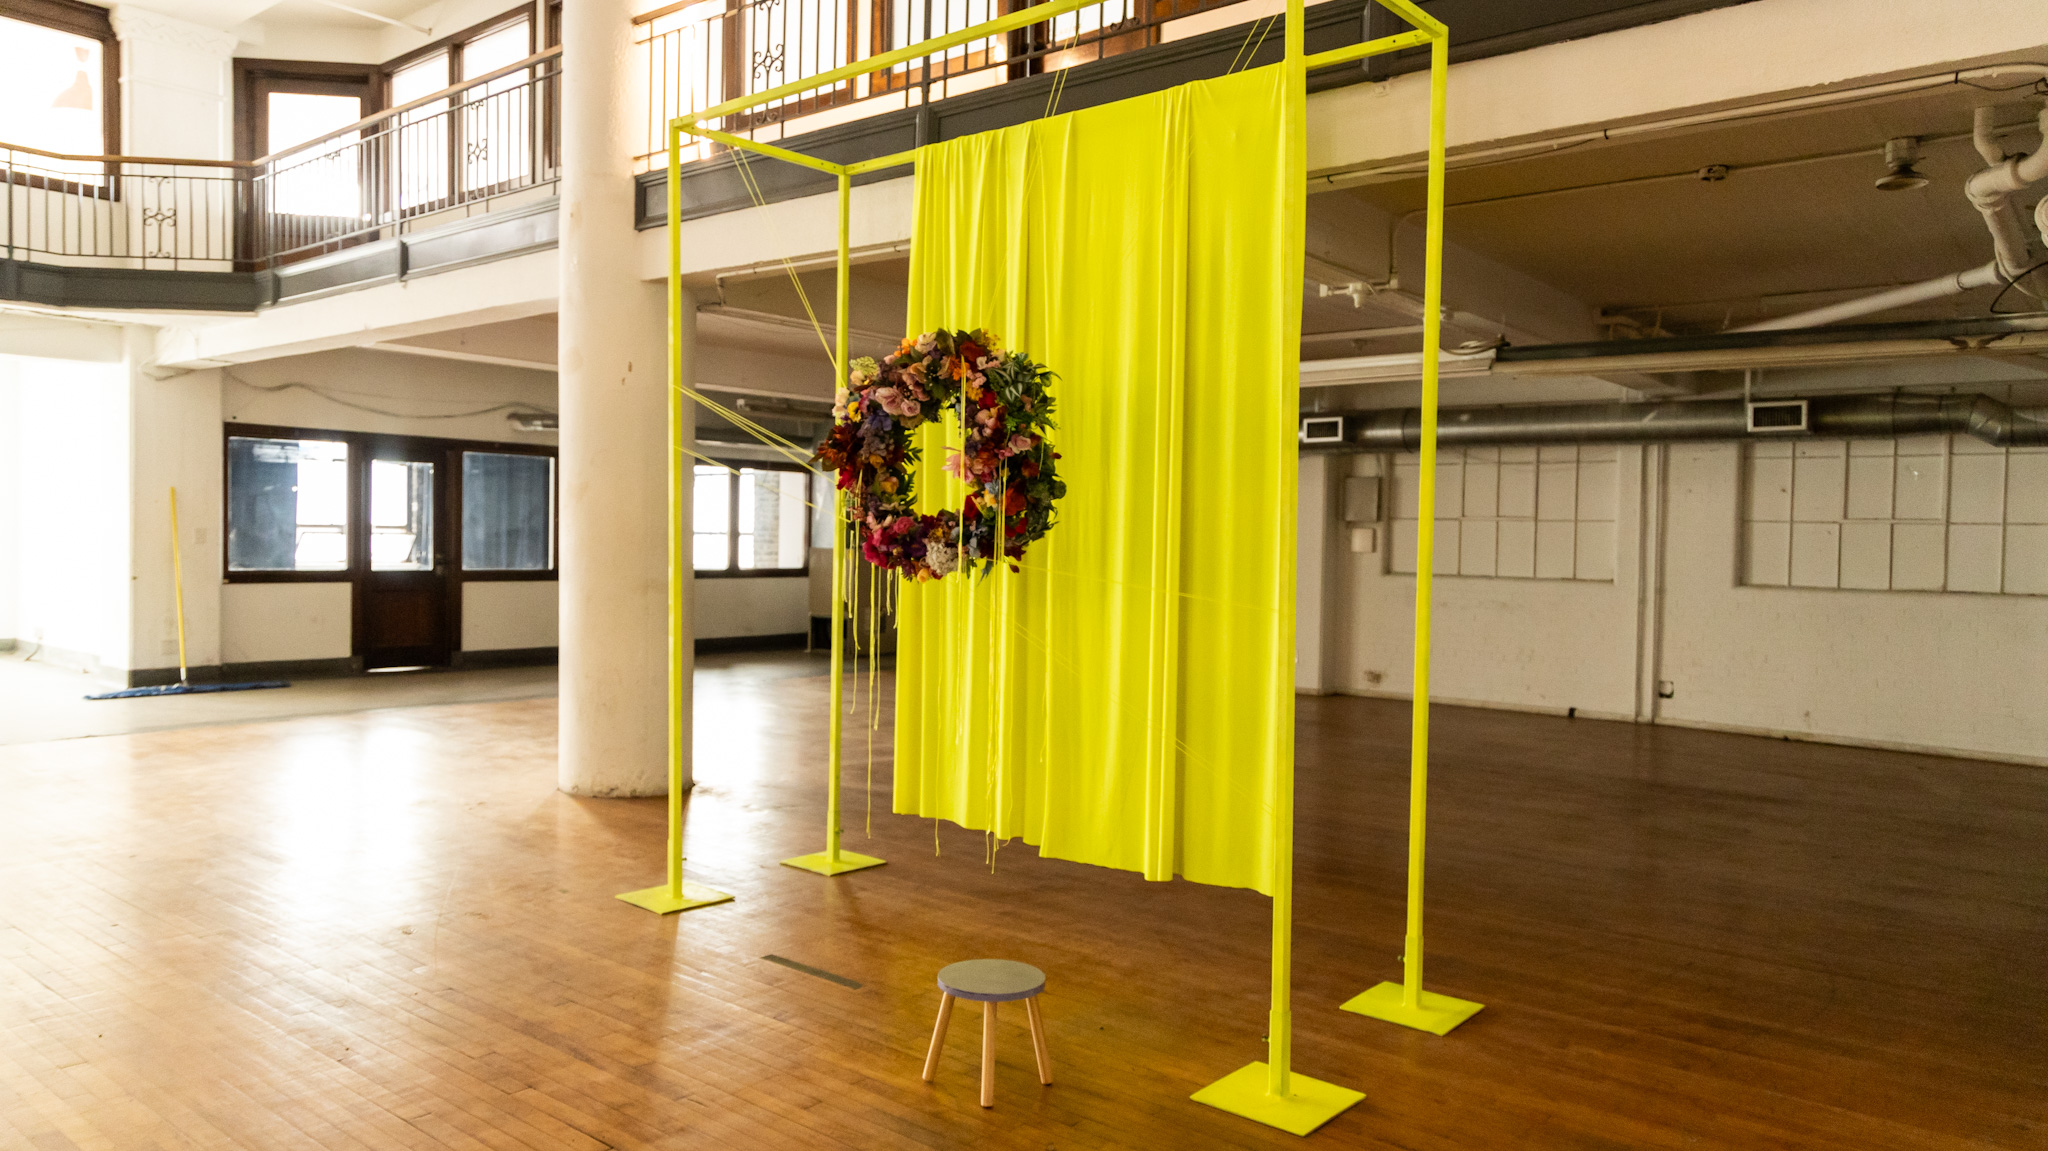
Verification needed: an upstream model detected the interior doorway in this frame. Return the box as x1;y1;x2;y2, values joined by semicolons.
358;441;448;668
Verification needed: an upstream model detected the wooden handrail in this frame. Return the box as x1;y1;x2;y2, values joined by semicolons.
0;45;563;172
0;143;251;169
260;45;563;166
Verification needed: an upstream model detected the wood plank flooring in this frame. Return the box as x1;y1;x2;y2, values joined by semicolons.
1;652;2042;1149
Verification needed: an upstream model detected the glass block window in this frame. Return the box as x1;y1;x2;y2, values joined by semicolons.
1389;445;1619;581
1742;436;2048;595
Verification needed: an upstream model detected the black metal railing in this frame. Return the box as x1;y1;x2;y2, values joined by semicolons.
250;46;561;268
2;147;242;270
1;46;560;275
636;0;1244;164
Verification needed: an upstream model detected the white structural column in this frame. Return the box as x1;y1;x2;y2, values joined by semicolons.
558;0;691;796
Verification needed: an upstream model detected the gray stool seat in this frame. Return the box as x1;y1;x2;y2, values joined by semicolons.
923;959;1052;1107
937;959;1045;1003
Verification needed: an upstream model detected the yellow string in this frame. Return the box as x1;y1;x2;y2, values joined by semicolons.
728;144;837;367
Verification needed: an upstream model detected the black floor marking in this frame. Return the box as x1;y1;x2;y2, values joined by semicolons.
763;954;863;989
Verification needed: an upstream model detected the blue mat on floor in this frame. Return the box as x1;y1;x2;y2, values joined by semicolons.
86;681;290;700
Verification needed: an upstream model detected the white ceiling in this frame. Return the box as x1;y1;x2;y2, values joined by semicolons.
1335;83;2048;336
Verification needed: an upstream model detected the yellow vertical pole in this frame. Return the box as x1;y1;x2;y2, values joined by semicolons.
782;167;884;877
666;118;688;902
168;487;189;686
1192;0;1364;1131
1401;30;1450;1014
616;119;734;915
827;170;851;868
1340;25;1482;1034
1268;0;1306;1106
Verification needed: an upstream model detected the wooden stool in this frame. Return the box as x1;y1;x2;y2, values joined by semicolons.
922;959;1051;1108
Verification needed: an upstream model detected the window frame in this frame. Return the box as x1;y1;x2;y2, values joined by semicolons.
222;422;558;585
232;59;382;163
692;457;815;579
380;5;536;214
453;445;560;580
1;0;122;192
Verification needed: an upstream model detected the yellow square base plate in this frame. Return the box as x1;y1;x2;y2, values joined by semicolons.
781;850;886;876
615;881;734;914
1340;982;1484;1036
1191;1062;1364;1136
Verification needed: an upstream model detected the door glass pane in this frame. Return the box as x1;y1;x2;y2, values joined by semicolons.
737;468;809;570
460;20;530;193
371;459;434;570
227;437;350;571
267;91;364;217
693;465;729;570
462;451;553;570
392;52;450;210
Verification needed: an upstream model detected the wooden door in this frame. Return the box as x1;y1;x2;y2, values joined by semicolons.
356;443;451;668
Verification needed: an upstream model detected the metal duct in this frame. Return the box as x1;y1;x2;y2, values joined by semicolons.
1315;394;2048;451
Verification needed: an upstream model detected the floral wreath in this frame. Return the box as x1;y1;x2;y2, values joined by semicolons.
814;328;1066;581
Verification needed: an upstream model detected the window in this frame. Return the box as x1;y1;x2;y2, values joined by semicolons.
226;436;351;571
693;464;812;574
462;451;555;570
1742;436;2048;595
267;91;366;217
391;51;452;210
0;0;118;180
385;11;533;210
1386;445;1618;581
227;425;556;584
370;459;435;570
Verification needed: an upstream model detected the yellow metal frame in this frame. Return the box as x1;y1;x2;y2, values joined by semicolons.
653;0;1456;1130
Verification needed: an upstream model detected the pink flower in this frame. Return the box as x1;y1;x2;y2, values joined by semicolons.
941;447;970;482
1007;434;1034;455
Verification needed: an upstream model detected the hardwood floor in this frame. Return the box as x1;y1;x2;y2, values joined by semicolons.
1;652;2041;1149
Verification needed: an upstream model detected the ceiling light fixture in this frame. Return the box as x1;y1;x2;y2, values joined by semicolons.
1874;136;1930;191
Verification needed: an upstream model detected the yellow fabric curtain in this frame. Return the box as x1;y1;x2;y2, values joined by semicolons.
892;64;1304;894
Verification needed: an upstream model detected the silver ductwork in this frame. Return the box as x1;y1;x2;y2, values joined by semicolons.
1308;394;2048;451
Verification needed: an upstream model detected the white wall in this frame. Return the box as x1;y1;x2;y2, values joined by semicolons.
212;346;560;665
221;347;559;444
1329;445;1647;720
0;365;18;645
695;578;810;639
1657;443;2048;763
463;580;559;651
220;583;352;664
129;359;224;674
1323;430;2048;765
112;7;236;161
0;355;133;676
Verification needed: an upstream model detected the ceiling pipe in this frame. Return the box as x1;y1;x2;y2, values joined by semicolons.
1732;262;2002;332
1734;101;2048;333
1311;393;2048;451
1964;100;2048;281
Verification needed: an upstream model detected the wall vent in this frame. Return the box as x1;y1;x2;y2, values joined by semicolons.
1300;415;1346;444
1746;399;1808;434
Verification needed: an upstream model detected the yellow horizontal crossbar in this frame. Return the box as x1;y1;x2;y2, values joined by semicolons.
673;0;1448;180
1371;0;1447;38
688;125;847;177
680;0;1109;130
1302;27;1433;71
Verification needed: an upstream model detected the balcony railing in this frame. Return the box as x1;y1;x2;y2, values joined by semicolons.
636;0;1248;166
3;148;242;271
1;46;560;276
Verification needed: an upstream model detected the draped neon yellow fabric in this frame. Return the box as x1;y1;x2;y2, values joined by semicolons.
892;64;1305;894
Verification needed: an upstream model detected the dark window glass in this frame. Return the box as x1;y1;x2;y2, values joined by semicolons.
226;436;350;571
463;451;553;570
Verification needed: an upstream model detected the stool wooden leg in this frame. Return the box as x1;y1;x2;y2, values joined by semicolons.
1025;996;1052;1085
980;1000;997;1108
922;993;954;1083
